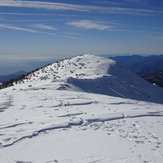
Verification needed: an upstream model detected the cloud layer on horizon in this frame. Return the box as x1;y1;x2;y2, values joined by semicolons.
30;24;57;31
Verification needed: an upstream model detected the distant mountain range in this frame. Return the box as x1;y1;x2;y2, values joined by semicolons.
145;70;163;87
0;71;26;83
109;55;163;87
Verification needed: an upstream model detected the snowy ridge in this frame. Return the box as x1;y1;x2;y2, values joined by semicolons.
0;54;163;163
15;54;115;82
13;54;163;103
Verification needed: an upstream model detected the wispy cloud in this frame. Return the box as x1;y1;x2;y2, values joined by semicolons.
67;20;112;30
0;24;80;40
3;19;68;23
96;1;125;6
160;36;163;40
0;24;37;33
97;0;147;6
0;0;161;16
67;20;143;32
106;22;162;32
0;0;90;12
0;12;79;17
124;0;147;5
31;24;57;30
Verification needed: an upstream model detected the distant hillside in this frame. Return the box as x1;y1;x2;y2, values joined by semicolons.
145;70;163;87
0;71;26;83
109;55;163;88
109;55;163;77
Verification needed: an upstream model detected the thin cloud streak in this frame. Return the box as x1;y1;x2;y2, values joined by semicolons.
0;24;80;40
0;0;162;16
0;0;91;12
0;24;37;33
0;12;79;17
67;20;143;32
110;29;143;33
3;19;69;22
39;31;82;40
101;21;163;33
96;1;125;6
31;24;57;30
124;0;147;5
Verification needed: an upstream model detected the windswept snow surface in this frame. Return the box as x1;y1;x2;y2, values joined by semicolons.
14;54;163;104
0;54;163;163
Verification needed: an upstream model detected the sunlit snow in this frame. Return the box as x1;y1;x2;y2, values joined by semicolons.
0;54;163;163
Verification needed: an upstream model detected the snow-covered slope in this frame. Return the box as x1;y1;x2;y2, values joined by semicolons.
13;54;163;104
0;54;163;163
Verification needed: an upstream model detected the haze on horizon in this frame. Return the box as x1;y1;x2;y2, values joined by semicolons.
0;0;163;75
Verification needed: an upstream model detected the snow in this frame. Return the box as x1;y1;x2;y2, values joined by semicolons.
13;54;163;104
0;54;163;163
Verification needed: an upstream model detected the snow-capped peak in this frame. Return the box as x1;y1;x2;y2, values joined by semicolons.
9;54;163;104
23;54;116;82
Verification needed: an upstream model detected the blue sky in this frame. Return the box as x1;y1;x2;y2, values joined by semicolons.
0;0;163;75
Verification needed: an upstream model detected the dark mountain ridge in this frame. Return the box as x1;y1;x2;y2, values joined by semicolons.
145;70;163;87
109;55;163;76
0;71;26;83
109;55;163;88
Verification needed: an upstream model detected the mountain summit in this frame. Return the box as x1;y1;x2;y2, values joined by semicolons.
9;54;163;104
